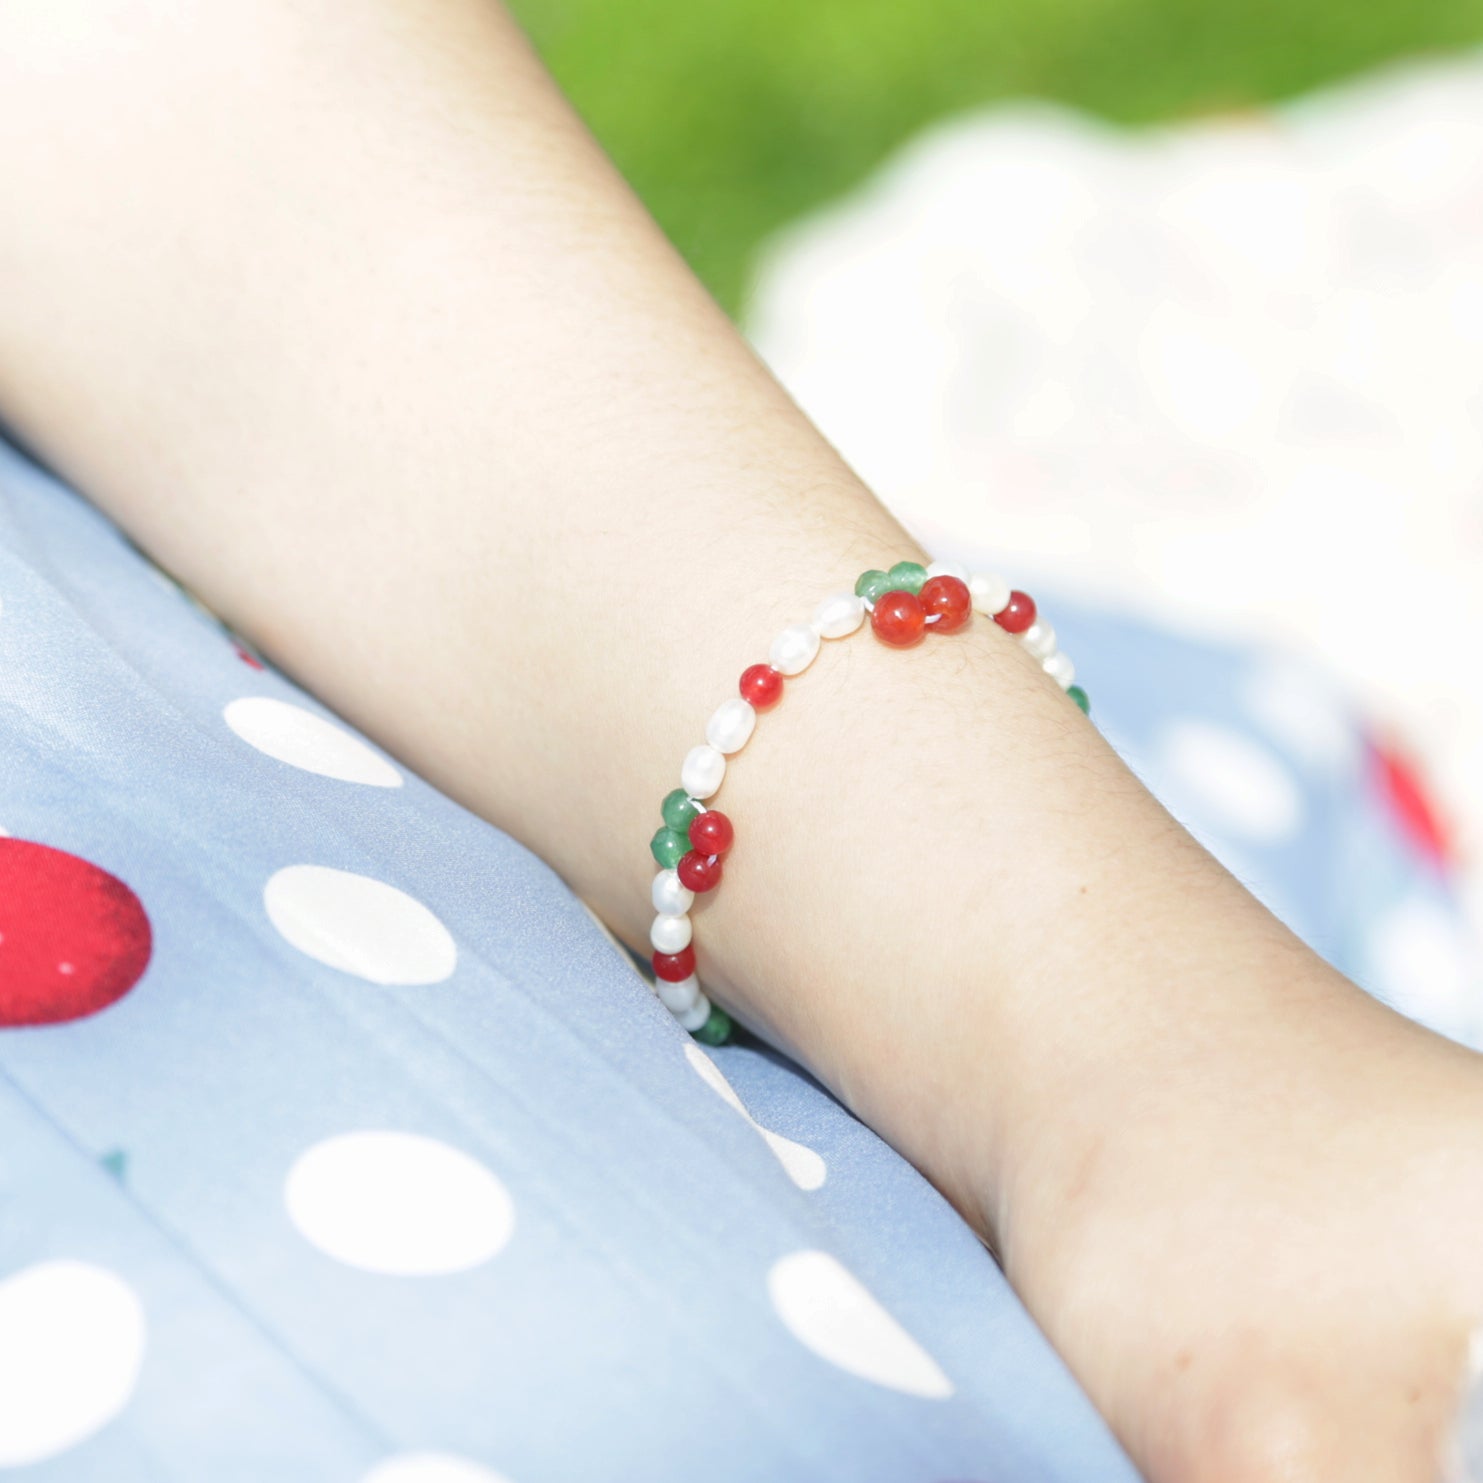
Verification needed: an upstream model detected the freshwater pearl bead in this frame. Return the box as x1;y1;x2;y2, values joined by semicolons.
1021;619;1057;660
769;623;821;676
678;991;713;1032
1044;651;1076;688
681;744;726;799
652;869;694;917
968;571;1011;615
926;559;970;583
706;698;756;754
812;592;865;639
651;912;692;953
656;973;701;1014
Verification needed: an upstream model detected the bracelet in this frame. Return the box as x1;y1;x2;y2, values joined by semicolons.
646;560;1089;1044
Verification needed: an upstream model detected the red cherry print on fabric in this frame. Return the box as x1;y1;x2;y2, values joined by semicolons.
1368;735;1453;868
0;839;152;1026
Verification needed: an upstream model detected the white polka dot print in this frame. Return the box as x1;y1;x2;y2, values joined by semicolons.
685;1043;826;1191
264;865;456;985
1155;719;1304;843
0;1260;146;1467
360;1452;513;1483
1368;896;1478;1039
767;1249;952;1399
285;1131;514;1275
225;697;402;787
1240;663;1358;774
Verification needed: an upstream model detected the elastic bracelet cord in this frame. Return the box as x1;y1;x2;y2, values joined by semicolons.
646;559;1090;1044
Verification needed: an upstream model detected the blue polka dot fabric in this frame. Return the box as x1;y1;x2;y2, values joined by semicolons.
0;435;1476;1481
1044;593;1481;1048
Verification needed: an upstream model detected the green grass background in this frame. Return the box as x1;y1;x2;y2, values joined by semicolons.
508;0;1483;314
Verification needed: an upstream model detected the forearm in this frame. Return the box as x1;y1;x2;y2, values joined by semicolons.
0;0;1407;1248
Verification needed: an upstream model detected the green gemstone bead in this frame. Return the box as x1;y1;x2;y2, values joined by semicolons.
661;787;702;833
886;560;928;595
692;1004;733;1045
650;826;689;869
854;569;894;604
1068;685;1091;715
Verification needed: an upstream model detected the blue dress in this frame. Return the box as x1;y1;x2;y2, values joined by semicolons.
0;433;1474;1481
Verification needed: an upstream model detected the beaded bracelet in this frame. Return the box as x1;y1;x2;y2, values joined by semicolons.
647;559;1090;1044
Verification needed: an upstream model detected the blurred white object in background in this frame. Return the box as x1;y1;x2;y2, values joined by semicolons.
747;54;1483;941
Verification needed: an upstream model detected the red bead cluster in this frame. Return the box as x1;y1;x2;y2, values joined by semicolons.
676;808;732;896
870;574;979;646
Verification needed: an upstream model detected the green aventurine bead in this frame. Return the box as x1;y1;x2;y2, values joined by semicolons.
886;560;928;595
661;787;702;833
1068;685;1091;715
650;826;689;868
692;1004;733;1045
854;568;894;603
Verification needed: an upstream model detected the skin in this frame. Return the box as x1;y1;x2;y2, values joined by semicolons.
1;3;1481;1477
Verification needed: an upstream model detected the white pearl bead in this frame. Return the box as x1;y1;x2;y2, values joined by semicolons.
705;698;756;754
680;744;726;799
811;592;865;639
769;622;821;676
652;869;694;917
656;973;700;1014
969;571;1011;615
1044;651;1076;689
926;559;970;582
677;991;712;1032
1021;619;1057;661
650;913;692;953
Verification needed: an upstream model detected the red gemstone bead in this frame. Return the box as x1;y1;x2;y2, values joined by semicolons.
652;946;695;982
677;850;724;893
870;590;927;647
919;575;972;633
994;590;1037;634
689;810;734;856
740;663;784;709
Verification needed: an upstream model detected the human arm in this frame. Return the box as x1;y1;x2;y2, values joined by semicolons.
2;6;1480;1479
